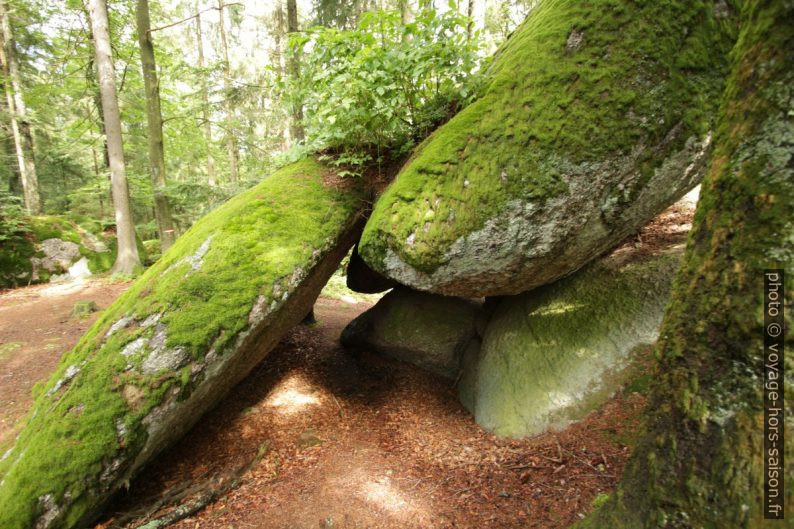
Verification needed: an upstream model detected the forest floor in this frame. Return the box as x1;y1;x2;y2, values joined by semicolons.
93;297;645;529
0;191;698;528
0;278;131;448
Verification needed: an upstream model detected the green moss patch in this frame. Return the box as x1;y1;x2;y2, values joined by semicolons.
0;158;364;529
359;0;736;277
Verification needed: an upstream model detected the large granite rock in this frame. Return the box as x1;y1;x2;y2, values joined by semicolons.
341;287;480;379
0;159;365;529
459;238;684;438
358;0;737;297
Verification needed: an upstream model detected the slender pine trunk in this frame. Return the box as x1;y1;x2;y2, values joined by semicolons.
286;0;304;143
136;0;176;251
0;0;39;214
217;0;239;183
194;2;216;186
88;0;140;275
0;75;20;194
273;0;289;150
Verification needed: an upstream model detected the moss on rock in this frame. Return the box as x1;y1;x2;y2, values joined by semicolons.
576;2;794;526
0;158;365;529
359;0;738;297
460;242;683;438
0;216;138;288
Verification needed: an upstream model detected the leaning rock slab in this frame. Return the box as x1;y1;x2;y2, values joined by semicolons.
341;287;480;379
358;0;736;297
458;237;684;438
0;159;364;529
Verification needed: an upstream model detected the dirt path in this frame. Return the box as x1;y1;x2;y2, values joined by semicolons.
0;278;131;447
0;281;646;529
96;299;644;529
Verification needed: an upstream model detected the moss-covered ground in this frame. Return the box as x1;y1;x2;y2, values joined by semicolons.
0;215;144;288
0;158;364;529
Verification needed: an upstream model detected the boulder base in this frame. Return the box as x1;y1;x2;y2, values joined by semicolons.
341;287;480;379
459;238;684;437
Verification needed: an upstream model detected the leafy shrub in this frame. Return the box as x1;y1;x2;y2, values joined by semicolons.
0;192;35;288
286;6;483;175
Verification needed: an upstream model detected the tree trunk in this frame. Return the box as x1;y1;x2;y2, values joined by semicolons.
0;76;20;194
398;0;413;25
286;0;304;142
82;7;111;185
578;2;794;527
465;0;474;40
0;0;39;214
194;2;216;186
273;0;289;149
88;0;140;275
217;0;239;183
136;0;176;252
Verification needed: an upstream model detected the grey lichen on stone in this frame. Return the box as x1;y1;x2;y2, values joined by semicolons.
120;338;147;359
46;365;81;397
140;324;189;375
139;313;162;328
165;235;213;277
33;494;60;529
105;315;134;339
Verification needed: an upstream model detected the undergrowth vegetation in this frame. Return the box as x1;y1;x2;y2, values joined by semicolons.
285;6;484;176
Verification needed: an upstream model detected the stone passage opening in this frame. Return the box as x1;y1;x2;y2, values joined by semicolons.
90;196;698;529
95;291;645;529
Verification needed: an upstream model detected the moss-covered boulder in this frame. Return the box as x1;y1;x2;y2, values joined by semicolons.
358;0;737;297
0;159;365;529
0;216;143;287
459;241;683;438
341;287;480;379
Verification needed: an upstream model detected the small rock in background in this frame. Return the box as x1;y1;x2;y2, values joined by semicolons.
72;300;100;319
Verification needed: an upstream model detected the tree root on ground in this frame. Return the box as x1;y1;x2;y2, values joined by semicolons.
110;440;270;529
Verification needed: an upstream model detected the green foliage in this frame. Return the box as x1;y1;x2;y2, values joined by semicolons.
286;6;483;174
0;192;30;244
0;192;36;287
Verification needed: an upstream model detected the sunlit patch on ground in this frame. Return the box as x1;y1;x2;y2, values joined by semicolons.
263;374;323;415
360;476;411;512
